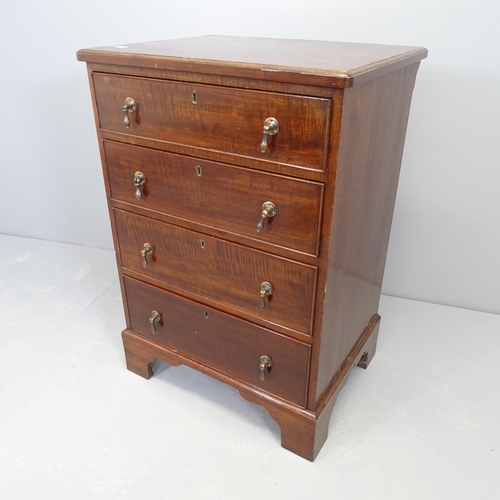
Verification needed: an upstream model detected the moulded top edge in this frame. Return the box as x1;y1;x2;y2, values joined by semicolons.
77;36;428;88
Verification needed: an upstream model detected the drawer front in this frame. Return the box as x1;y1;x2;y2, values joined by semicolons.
123;277;310;406
93;74;331;171
114;210;317;335
105;141;324;256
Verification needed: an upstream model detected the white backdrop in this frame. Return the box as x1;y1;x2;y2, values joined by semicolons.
1;0;499;315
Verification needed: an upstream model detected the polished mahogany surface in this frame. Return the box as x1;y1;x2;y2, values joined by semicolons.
79;36;426;460
78;36;427;88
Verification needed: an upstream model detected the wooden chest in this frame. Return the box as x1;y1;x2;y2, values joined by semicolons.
77;36;426;460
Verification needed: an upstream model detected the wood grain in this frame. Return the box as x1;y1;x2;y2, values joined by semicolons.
78;36;427;88
93;73;331;171
312;63;421;402
104;140;324;256
78;36;427;460
114;209;318;336
123;276;311;406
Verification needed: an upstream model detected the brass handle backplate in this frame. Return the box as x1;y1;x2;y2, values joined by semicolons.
259;355;272;381
259;281;274;309
149;310;161;333
256;201;277;232
134;171;146;199
122;97;137;127
260;117;279;153
141;242;153;268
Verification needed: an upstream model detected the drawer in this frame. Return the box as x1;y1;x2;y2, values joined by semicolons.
114;210;317;336
123;277;310;407
93;74;331;171
105;141;324;256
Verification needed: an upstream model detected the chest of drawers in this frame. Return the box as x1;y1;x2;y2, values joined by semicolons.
77;36;426;460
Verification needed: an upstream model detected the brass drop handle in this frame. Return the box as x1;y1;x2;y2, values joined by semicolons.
257;201;277;232
133;171;146;199
259;281;274;309
259;355;272;381
122;97;137;127
141;243;153;267
260;117;279;153
149;310;161;333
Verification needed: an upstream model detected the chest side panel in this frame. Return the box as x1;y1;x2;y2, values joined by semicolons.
313;63;421;403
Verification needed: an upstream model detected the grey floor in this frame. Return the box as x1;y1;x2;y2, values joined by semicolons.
0;234;498;499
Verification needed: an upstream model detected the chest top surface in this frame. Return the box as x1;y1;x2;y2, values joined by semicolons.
77;35;427;88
